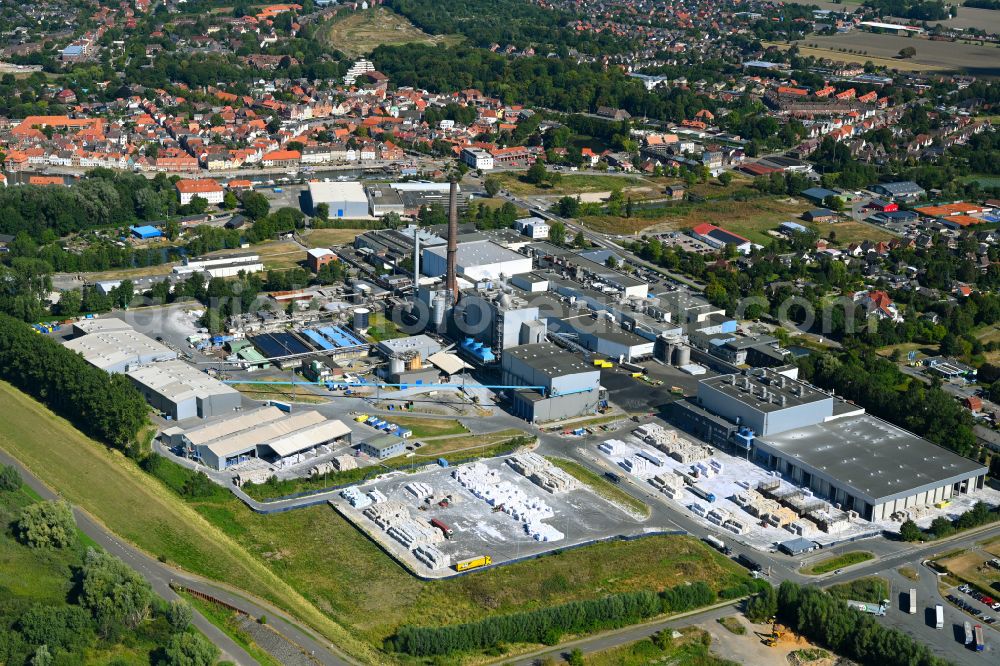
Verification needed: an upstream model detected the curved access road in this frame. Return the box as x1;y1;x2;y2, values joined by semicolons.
0;448;356;666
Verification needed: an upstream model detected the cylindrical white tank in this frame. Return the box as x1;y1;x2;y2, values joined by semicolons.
389;357;405;375
673;344;691;367
353;307;370;332
431;294;446;326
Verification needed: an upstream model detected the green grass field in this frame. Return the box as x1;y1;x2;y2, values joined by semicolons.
302;228;363;248
804;551;874;575
496;172;643;197
0;483;178;665
1;381;754;662
389;415;468;438
546;457;650;518
366;311;407;342
0;381;376;662
582;627;738;666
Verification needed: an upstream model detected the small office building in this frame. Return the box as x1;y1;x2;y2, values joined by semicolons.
357;434;406;460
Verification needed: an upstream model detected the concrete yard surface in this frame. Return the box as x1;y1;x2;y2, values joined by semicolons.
330;455;650;578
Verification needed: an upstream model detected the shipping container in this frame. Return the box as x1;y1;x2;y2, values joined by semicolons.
909;588;916;615
437;458;449;467
430;518;454;538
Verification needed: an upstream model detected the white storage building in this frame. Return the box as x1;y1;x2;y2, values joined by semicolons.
307;181;370;218
422;240;533;282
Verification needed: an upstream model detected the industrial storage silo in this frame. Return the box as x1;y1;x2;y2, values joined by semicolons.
353;307;371;333
431;294;447;328
672;344;691;367
389;357;405;375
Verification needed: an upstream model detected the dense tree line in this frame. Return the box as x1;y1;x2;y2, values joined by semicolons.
372;43;715;123
386;0;634;55
0;170;180;239
798;350;977;457
0;314;149;451
776;582;950;666
899;500;998;540
964;0;1000;9
387;581;730;656
863;0;953;20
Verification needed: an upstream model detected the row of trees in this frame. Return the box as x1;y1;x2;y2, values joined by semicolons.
0;314;149;451
799;350;978;456
899;500;998;540
388;580;737;656
775;582;949;666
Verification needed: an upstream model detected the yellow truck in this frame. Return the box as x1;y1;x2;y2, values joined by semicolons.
455;555;492;572
354;414;369;422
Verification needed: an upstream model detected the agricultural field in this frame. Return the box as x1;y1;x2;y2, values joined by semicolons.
323;8;461;58
0;381;375;662
776;32;1000;76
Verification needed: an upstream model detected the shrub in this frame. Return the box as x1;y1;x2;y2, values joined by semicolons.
17;500;76;549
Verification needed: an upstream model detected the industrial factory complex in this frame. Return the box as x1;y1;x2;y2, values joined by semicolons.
49;178;993;566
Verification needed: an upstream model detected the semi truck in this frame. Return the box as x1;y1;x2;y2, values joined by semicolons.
686;484;717;503
704;535;726;552
455;555;492;572
935;604;944;629
964;621;973;645
909;589;917;615
430;518;454;538
846;600;887;616
737;553;763;573
974;624;984;651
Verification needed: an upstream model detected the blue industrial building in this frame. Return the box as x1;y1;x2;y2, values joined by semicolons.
130;225;163;240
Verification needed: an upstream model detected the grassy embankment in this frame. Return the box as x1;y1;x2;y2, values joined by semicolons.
0;381;755;662
0;380;377;662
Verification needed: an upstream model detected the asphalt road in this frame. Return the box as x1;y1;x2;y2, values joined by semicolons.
0;448;355;666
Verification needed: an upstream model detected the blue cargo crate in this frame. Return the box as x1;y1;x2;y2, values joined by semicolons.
437;458;449;467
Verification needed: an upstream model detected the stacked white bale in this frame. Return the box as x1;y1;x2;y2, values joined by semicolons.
405;481;434;499
310;461;336;476
341;487;372;508
367;488;387;504
363;500;408;530
599;439;624;454
388;518;442;548
620;456;651;474
507;452;547;476
413;544;450;570
525;521;564;542
689;502;708;517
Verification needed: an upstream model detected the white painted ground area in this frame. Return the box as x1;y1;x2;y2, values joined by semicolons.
596;432;1000;553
